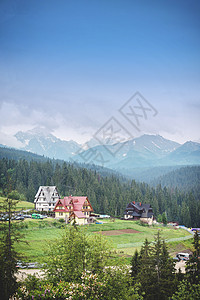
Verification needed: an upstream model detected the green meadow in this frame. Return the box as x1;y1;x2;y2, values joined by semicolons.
14;217;193;264
0;197;34;210
0;200;194;264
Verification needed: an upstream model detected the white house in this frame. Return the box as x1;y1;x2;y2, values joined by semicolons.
34;186;60;212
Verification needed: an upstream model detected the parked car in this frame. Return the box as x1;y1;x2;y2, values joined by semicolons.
173;257;180;262
27;262;39;269
32;213;44;219
23;214;32;218
176;253;192;261
16;261;27;269
14;216;25;220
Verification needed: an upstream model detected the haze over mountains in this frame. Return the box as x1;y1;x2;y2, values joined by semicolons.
0;127;199;184
0;127;199;181
15;127;80;161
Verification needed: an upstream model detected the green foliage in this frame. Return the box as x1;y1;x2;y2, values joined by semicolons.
58;217;65;223
157;214;162;223
14;270;144;300
101;266;142;300
153;166;200;192
132;232;176;300
162;212;167;225
0;197;24;300
186;231;200;284
0;157;199;227
131;249;141;280
7;190;21;200
14;272;106;300
45;226;111;283
171;280;200;300
20;274;44;292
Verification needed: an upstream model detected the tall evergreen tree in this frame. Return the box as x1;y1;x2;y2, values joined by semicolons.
136;232;176;300
0;195;24;299
186;231;200;284
131;249;141;281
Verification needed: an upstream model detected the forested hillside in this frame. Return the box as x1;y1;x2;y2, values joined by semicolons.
0;146;120;178
0;157;199;227
0;146;50;162
151;165;200;192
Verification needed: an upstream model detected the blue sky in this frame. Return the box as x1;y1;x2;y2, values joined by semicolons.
0;0;200;146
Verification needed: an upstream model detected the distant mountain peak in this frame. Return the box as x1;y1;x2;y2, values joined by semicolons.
14;127;80;161
8;129;200;169
27;126;52;136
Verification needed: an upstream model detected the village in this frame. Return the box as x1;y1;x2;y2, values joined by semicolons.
1;183;199;299
31;185;195;264
34;185;155;226
2;183;191;283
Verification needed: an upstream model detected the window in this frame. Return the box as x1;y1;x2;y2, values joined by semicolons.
59;212;63;216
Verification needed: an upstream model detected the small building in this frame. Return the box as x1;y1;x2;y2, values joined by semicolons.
34;186;60;212
54;196;93;225
124;201;154;224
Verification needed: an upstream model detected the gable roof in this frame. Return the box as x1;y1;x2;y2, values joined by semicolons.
70;211;87;218
124;201;153;218
34;186;59;203
54;196;93;214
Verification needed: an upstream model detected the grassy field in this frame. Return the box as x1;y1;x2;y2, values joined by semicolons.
1;200;194;264
0;197;34;210
14;218;194;264
86;219;193;256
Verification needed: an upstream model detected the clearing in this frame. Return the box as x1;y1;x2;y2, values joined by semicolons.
95;229;140;235
12;217;194;263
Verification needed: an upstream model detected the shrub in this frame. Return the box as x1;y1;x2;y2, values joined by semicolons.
58;218;65;223
13;272;106;300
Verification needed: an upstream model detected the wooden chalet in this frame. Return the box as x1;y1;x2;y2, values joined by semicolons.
53;196;93;225
124;201;154;224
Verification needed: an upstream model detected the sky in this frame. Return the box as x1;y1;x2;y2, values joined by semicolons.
0;0;200;147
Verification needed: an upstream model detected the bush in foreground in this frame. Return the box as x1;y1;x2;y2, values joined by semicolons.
12;270;143;300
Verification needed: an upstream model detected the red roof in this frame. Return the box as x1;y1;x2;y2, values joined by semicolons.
73;211;87;218
54;196;93;216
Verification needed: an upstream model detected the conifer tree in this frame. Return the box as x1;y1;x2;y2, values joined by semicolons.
186;230;200;284
155;236;176;298
0;195;24;299
137;238;155;299
136;232;176;300
131;249;141;281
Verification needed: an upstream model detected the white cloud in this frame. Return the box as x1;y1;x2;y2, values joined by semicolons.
0;101;98;146
0;131;24;148
0;92;199;149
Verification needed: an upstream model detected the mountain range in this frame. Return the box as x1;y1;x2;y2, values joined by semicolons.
74;134;200;167
1;127;199;180
15;127;80;161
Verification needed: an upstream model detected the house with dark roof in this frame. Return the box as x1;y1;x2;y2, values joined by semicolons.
34;186;60;212
124;201;154;224
53;196;93;225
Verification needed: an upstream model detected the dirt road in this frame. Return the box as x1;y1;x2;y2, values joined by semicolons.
16;260;186;281
174;260;186;273
16;269;45;281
